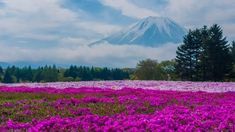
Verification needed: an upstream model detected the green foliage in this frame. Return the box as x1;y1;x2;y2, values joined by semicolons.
134;59;177;80
231;65;235;80
3;69;15;83
0;65;131;83
203;25;232;81
64;66;129;81
41;65;59;82
158;60;178;80
0;66;3;81
135;59;159;80
232;41;235;63
230;42;235;80
176;29;202;81
176;24;233;81
62;77;75;82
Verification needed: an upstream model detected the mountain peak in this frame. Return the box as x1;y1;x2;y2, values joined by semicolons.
143;16;171;22
92;16;187;47
141;16;176;28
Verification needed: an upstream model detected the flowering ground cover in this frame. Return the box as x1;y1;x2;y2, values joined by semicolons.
2;80;235;92
0;81;234;131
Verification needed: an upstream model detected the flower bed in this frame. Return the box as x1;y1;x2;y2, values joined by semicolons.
0;85;234;131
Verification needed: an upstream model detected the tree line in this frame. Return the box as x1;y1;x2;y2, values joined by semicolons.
0;24;234;83
0;65;131;83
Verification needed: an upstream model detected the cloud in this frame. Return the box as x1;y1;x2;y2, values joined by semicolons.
0;0;234;67
97;0;235;40
0;43;178;67
76;21;122;36
99;0;159;19
165;1;235;28
0;0;123;42
222;23;235;40
158;0;235;40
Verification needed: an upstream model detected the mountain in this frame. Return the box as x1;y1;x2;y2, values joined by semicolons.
91;16;187;47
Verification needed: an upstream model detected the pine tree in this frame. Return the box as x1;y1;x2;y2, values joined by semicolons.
232;41;235;63
231;41;235;80
0;66;3;82
41;65;58;82
176;25;233;81
3;69;14;83
205;24;232;81
176;29;202;81
200;26;210;81
33;67;43;82
0;67;3;75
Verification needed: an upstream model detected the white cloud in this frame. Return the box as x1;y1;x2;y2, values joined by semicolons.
0;43;178;67
0;0;234;67
59;37;95;46
0;0;122;42
99;0;159;19
0;0;78;41
163;0;235;40
164;0;235;25
76;21;122;36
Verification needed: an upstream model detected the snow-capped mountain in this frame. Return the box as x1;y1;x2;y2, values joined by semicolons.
92;16;187;47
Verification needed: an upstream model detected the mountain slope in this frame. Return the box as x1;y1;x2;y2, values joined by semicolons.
92;16;187;47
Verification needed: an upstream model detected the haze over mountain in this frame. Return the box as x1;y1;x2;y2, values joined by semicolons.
0;0;234;67
92;16;187;47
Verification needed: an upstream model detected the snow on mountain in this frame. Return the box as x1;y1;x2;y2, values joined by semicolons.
91;16;187;47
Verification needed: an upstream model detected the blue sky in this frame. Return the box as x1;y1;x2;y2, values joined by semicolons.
0;0;234;67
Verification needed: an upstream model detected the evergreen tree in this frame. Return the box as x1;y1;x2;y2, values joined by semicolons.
64;66;79;79
33;67;43;82
200;26;210;81
176;24;233;81
0;66;3;82
41;65;58;82
0;65;131;82
0;67;3;74
176;29;202;81
19;66;33;82
3;69;14;83
205;24;232;81
230;41;235;80
232;41;235;63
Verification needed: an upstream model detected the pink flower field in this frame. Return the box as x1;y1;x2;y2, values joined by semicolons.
0;81;234;131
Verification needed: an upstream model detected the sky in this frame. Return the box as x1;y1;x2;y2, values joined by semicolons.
0;0;234;68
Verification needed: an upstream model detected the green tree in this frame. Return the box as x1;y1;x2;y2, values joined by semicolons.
204;24;232;81
176;29;202;81
159;60;178;80
0;66;3;82
232;41;235;63
135;59;160;80
3;69;15;83
19;66;33;82
200;26;210;81
176;24;233;81
41;65;58;82
64;66;79;79
230;41;235;80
